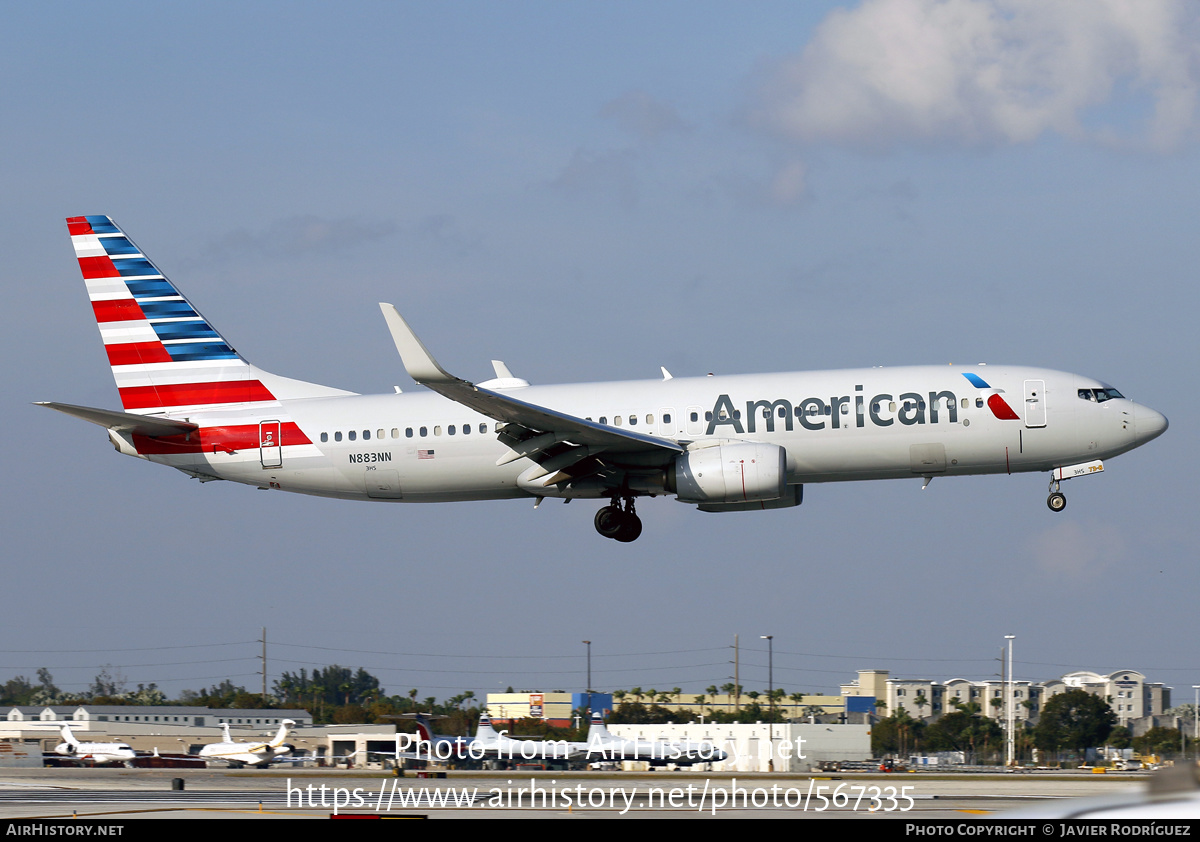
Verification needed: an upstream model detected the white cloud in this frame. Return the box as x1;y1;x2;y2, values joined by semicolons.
752;0;1200;151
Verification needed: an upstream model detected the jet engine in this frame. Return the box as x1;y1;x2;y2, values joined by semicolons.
669;442;787;504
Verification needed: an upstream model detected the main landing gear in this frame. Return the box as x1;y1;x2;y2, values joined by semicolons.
1047;478;1067;513
595;498;643;542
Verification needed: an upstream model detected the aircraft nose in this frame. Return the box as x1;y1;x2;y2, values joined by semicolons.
1135;404;1168;443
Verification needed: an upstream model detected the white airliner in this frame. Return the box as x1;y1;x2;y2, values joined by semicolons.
52;723;137;766
41;216;1168;541
197;719;296;768
471;714;581;764
579;711;726;766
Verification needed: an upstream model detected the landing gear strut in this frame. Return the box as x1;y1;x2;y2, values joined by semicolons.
1046;478;1067;513
594;497;643;542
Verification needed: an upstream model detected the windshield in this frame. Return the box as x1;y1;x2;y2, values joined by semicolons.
1078;388;1125;403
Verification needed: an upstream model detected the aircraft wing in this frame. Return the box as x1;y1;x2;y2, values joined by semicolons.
379;304;683;458
36;401;199;438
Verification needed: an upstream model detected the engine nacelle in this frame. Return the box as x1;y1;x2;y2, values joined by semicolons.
670;442;787;504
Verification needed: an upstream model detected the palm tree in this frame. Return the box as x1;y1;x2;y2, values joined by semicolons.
914;692;929;720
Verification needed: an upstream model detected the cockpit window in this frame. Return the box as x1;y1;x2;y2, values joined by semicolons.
1079;388;1125;403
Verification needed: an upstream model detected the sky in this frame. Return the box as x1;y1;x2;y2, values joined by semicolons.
2;0;1198;707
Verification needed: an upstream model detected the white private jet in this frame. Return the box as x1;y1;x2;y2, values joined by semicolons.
52;723;137;766
40;216;1168;542
197;719;295;768
579;712;726;766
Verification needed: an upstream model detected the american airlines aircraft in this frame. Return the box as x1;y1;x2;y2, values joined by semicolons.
41;216;1168;542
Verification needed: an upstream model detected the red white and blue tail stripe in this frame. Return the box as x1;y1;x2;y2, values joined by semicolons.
68;215;277;414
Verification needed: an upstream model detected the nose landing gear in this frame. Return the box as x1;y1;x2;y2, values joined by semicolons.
594;498;643;542
1047;478;1067;512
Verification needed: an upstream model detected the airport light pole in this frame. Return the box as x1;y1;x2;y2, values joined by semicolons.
582;640;592;718
762;635;774;772
1004;635;1015;768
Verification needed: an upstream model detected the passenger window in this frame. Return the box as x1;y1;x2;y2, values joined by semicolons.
391;428;399;438
778;407;787;418
448;425;456;435
961;398;969;409
976;398;984;408
646;414;653;424
841;404;849;415
420;426;428;437
349;430;357;441
599;416;607;425
363;430;370;440
614;416;622;426
434;426;442;436
462;423;470;435
889;402;897;412
480;424;488;434
335;431;342;442
379;429;386;439
628;415;637;426
705;411;712;422
664;413;671;423
690;412;698;422
406;428;414;438
320;432;328;443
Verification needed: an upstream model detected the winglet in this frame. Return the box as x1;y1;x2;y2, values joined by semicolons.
378;304;462;385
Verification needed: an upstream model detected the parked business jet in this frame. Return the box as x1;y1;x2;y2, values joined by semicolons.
197;719;295;768
41;216;1168;542
579;711;726;766
52;724;137;766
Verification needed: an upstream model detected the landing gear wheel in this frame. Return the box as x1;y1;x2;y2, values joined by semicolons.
595;498;644;541
614;513;642;543
1047;492;1067;512
594;505;625;538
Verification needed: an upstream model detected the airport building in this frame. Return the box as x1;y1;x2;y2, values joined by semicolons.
840;669;1172;731
4;705;311;728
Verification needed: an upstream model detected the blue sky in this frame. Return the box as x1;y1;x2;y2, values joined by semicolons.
3;0;1197;705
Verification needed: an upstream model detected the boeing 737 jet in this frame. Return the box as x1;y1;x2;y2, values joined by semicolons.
41;216;1168;541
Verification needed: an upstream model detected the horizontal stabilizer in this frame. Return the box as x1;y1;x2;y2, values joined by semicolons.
35;401;199;437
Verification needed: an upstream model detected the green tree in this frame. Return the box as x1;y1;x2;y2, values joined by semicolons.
1033;689;1117;760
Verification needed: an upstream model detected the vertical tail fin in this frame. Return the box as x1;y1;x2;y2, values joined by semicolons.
67;215;267;414
270;719;296;747
412;713;435;743
474;713;499;740
66;215;351;414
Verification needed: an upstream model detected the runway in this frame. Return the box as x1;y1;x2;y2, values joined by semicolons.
0;766;1158;820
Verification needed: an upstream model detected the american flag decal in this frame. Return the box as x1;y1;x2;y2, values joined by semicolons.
418;450;435;459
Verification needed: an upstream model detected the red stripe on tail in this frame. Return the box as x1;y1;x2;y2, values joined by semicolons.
105;342;173;366
118;380;276;410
